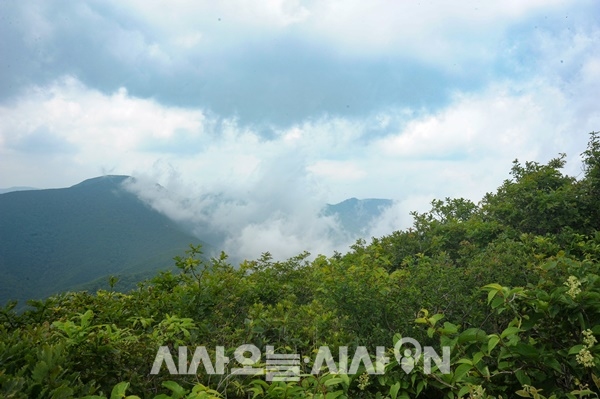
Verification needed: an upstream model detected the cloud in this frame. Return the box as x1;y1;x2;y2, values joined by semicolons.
122;154;349;261
3;1;595;126
9;125;75;154
0;1;599;260
0;72;596;260
0;76;207;186
307;160;367;181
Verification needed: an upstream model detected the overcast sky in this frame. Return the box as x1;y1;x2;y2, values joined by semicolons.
1;1;599;259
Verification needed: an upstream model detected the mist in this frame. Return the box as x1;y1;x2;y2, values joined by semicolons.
122;156;407;262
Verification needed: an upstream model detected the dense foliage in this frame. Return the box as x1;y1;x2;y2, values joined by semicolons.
1;133;600;398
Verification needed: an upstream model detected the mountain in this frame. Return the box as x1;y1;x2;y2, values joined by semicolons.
0;186;37;194
0;175;393;306
324;197;393;237
0;175;206;306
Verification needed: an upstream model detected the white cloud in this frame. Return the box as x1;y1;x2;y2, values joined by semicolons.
174;31;204;49
107;0;576;62
307;160;367;181
1;2;599;260
113;0;310;42
0;76;206;186
307;0;576;61
1;63;597;239
375;84;552;161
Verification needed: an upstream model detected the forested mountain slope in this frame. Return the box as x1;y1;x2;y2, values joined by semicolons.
0;175;206;305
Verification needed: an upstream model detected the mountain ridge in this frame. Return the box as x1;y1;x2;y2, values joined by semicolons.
0;175;206;305
0;186;38;194
0;175;393;305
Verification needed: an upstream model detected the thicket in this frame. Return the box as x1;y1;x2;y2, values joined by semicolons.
1;133;600;398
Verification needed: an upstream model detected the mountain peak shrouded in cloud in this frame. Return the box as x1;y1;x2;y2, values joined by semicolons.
0;0;599;242
71;175;131;188
121;175;399;262
323;197;394;237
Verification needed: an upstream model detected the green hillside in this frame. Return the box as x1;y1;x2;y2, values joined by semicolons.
0;175;207;305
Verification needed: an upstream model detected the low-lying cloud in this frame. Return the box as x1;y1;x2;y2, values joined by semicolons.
122;163;361;261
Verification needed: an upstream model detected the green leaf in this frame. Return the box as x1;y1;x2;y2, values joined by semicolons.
500;326;521;339
568;344;584;355
252;380;270;390
190;384;208;393
498;361;511;370
545;357;562;373
416;380;425;396
339;373;350;386
453;363;472;382
457;385;470;397
571;390;596;396
428;313;444;327
162;380;186;398
490;296;504;309
458;328;487;344
482;283;504;291
79;309;94;327
51;386;75;399
439;322;459;335
324;377;344;387
513;343;539;359
325;391;344;399
515;370;531;386
31;361;49;383
389;382;400;399
472;352;484;366
110;382;129;399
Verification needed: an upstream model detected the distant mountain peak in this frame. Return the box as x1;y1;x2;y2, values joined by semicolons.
323;197;393;237
70;175;132;188
339;197;359;204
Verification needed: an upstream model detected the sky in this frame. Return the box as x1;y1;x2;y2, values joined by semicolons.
1;1;599;259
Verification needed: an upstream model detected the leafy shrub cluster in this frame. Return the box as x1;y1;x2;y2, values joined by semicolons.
1;133;600;398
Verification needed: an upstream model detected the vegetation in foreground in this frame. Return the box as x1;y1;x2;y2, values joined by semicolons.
1;133;600;398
